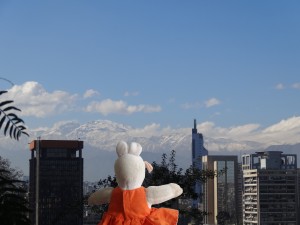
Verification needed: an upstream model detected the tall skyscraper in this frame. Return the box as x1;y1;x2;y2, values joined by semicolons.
242;151;298;225
191;119;208;208
202;155;242;225
29;139;84;225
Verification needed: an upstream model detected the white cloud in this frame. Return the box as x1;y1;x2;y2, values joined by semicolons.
204;98;220;108
85;99;161;115
83;89;99;98
128;123;188;138
291;83;300;89
124;91;139;97
191;121;259;140
275;83;300;90
275;83;285;90
263;116;300;133
181;102;201;109
128;123;163;137
181;98;220;110
6;81;78;117
211;112;221;117
251;116;300;145
227;124;261;137
193;116;300;147
168;98;176;103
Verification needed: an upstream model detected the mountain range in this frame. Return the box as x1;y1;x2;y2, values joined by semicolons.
1;120;299;181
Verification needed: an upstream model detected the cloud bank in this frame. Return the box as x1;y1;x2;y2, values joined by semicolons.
3;81;300;150
6;82;78;117
4;82;161;117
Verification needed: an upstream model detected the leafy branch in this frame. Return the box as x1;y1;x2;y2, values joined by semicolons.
0;90;29;140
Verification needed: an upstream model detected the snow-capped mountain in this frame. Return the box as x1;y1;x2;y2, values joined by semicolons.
29;120;266;154
1;119;299;181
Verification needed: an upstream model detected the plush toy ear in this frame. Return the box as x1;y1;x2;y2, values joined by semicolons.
128;142;142;156
116;141;128;157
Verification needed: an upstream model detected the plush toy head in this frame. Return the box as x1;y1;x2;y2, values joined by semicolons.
114;141;152;190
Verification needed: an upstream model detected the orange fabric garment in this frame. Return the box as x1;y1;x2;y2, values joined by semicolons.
98;186;179;225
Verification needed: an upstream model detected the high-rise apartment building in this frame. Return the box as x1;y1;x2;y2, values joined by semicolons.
29;139;84;225
192;119;208;208
242;151;298;225
202;155;242;225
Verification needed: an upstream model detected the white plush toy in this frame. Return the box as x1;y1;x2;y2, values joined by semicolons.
88;141;183;225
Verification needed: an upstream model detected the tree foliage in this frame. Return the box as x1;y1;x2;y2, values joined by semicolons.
0;86;31;224
84;175;118;216
0;90;29;140
0;156;31;225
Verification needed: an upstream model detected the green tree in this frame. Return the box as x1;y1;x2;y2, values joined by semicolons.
0;156;31;225
85;175;118;217
0;83;30;224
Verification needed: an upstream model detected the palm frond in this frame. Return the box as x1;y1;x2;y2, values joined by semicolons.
0;90;29;140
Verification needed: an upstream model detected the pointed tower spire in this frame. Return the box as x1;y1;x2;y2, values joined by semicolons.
192;119;197;134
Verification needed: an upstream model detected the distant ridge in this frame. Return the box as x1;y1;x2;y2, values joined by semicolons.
1;119;299;181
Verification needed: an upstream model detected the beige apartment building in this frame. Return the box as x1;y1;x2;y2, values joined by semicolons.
202;155;242;225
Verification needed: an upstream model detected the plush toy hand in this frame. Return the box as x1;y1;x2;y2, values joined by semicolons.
88;187;114;205
146;183;183;207
144;161;153;173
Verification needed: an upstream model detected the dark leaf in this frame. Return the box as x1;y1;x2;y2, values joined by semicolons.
9;125;14;138
4;120;11;136
0;100;13;107
18;125;27;130
0;90;8;95
21;130;29;137
16;130;21;140
13;128;18;139
3;106;21;112
9;116;25;124
0;116;6;129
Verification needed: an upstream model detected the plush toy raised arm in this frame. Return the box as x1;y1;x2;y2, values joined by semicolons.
146;183;183;207
88;141;183;225
87;187;113;205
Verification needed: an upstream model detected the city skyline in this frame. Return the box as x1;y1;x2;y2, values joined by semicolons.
2;118;300;182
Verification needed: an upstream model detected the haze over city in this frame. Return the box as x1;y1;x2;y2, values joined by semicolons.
0;1;300;180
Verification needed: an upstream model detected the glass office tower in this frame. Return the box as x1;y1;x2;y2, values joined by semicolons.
29;139;84;225
192;119;208;208
202;155;241;225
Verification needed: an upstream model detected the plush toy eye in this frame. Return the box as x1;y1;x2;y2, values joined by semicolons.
116;141;128;157
128;142;142;156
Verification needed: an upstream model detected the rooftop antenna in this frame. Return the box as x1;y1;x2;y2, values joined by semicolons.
35;136;41;225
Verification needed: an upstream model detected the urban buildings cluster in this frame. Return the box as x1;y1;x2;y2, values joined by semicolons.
192;119;299;225
27;120;300;225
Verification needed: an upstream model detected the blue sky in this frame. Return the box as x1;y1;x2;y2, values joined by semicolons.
0;1;300;138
